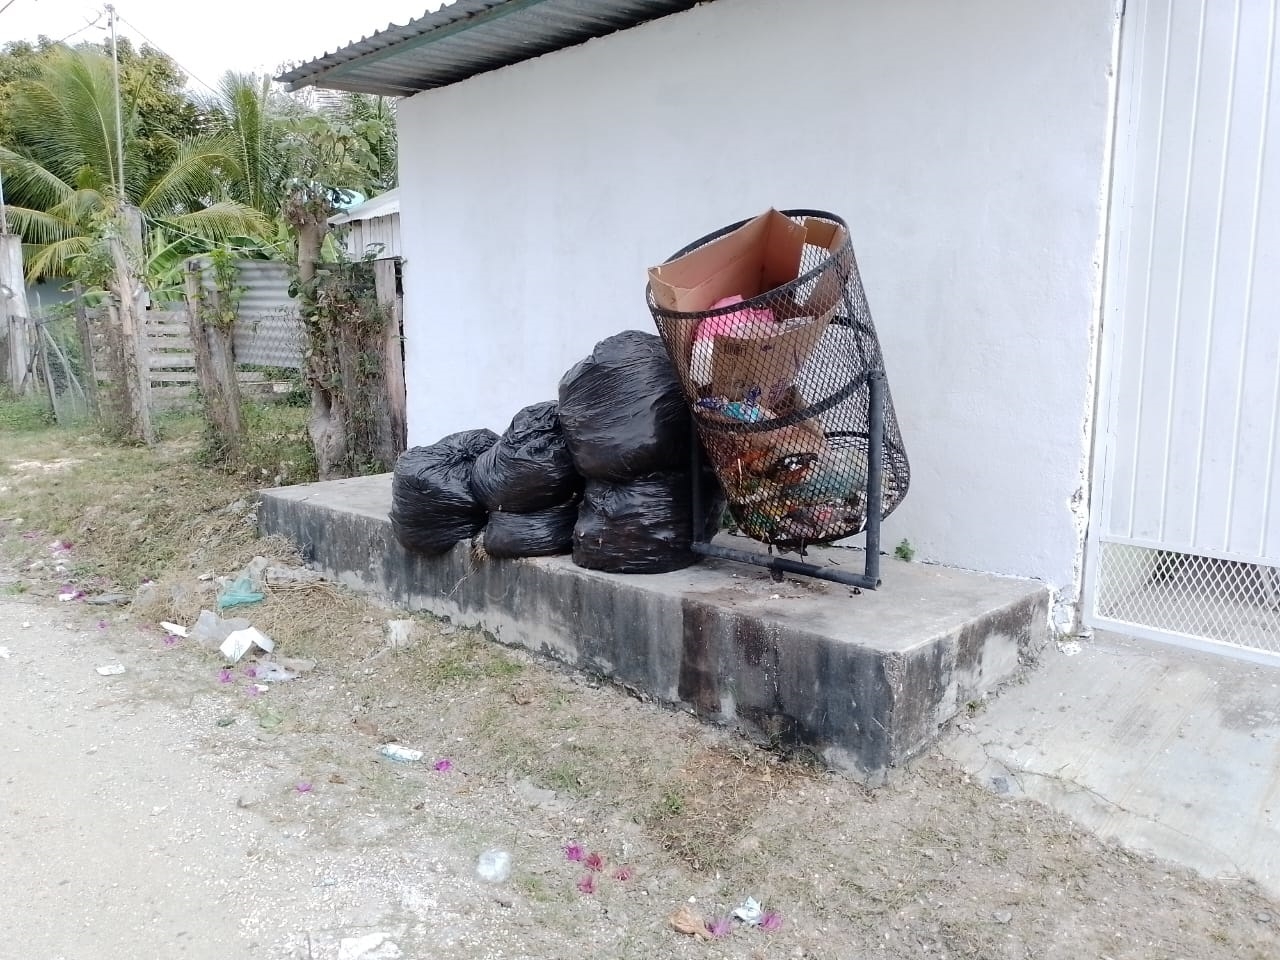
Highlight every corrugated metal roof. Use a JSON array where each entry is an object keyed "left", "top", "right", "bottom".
[
  {"left": 277, "top": 0, "right": 709, "bottom": 96},
  {"left": 329, "top": 188, "right": 401, "bottom": 225}
]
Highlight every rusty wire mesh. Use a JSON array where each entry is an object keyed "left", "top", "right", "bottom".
[{"left": 648, "top": 210, "right": 909, "bottom": 552}]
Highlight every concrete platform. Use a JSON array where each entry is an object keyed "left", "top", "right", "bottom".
[
  {"left": 259, "top": 474, "right": 1050, "bottom": 782},
  {"left": 943, "top": 631, "right": 1280, "bottom": 896}
]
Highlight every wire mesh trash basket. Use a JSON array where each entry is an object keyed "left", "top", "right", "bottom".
[{"left": 647, "top": 209, "right": 910, "bottom": 557}]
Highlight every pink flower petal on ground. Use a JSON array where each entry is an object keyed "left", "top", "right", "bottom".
[
  {"left": 705, "top": 917, "right": 732, "bottom": 939},
  {"left": 584, "top": 852, "right": 604, "bottom": 872},
  {"left": 759, "top": 912, "right": 784, "bottom": 933},
  {"left": 162, "top": 634, "right": 180, "bottom": 646},
  {"left": 564, "top": 843, "right": 584, "bottom": 862},
  {"left": 295, "top": 782, "right": 312, "bottom": 793},
  {"left": 245, "top": 685, "right": 262, "bottom": 698},
  {"left": 613, "top": 866, "right": 633, "bottom": 881},
  {"left": 97, "top": 620, "right": 108, "bottom": 630},
  {"left": 218, "top": 668, "right": 234, "bottom": 683},
  {"left": 243, "top": 666, "right": 258, "bottom": 678},
  {"left": 432, "top": 758, "right": 454, "bottom": 773},
  {"left": 576, "top": 873, "right": 596, "bottom": 895}
]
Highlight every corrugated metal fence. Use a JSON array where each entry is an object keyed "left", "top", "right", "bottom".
[{"left": 92, "top": 258, "right": 306, "bottom": 412}]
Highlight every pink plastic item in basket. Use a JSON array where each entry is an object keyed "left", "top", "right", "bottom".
[{"left": 690, "top": 295, "right": 776, "bottom": 387}]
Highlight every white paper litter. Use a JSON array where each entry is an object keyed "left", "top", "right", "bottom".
[
  {"left": 378, "top": 744, "right": 423, "bottom": 763},
  {"left": 160, "top": 621, "right": 189, "bottom": 638},
  {"left": 219, "top": 627, "right": 275, "bottom": 663},
  {"left": 732, "top": 897, "right": 764, "bottom": 925},
  {"left": 57, "top": 592, "right": 77, "bottom": 602},
  {"left": 255, "top": 661, "right": 299, "bottom": 682},
  {"left": 0, "top": 646, "right": 11, "bottom": 659},
  {"left": 96, "top": 663, "right": 126, "bottom": 676}
]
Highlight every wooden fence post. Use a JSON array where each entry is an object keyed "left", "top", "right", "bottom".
[
  {"left": 72, "top": 283, "right": 99, "bottom": 417},
  {"left": 184, "top": 259, "right": 243, "bottom": 457},
  {"left": 373, "top": 257, "right": 407, "bottom": 460}
]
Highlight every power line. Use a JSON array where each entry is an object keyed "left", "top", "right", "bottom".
[
  {"left": 113, "top": 9, "right": 221, "bottom": 96},
  {"left": 55, "top": 12, "right": 105, "bottom": 46}
]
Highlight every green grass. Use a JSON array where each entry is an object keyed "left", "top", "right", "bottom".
[{"left": 0, "top": 390, "right": 56, "bottom": 432}]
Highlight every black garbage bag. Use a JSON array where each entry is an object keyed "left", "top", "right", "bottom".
[
  {"left": 390, "top": 429, "right": 499, "bottom": 555},
  {"left": 470, "top": 402, "right": 581, "bottom": 513},
  {"left": 557, "top": 331, "right": 691, "bottom": 482},
  {"left": 572, "top": 472, "right": 702, "bottom": 574},
  {"left": 482, "top": 499, "right": 579, "bottom": 559}
]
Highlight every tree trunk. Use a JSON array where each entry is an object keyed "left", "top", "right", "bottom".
[
  {"left": 294, "top": 214, "right": 349, "bottom": 480},
  {"left": 107, "top": 207, "right": 154, "bottom": 444},
  {"left": 184, "top": 261, "right": 243, "bottom": 458}
]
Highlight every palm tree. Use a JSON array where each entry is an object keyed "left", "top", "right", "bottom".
[{"left": 0, "top": 46, "right": 267, "bottom": 281}]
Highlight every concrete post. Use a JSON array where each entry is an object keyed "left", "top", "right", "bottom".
[{"left": 1, "top": 234, "right": 32, "bottom": 393}]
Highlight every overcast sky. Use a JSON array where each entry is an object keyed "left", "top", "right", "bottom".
[{"left": 2, "top": 0, "right": 446, "bottom": 93}]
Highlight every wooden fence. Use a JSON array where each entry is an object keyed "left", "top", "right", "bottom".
[{"left": 92, "top": 307, "right": 298, "bottom": 412}]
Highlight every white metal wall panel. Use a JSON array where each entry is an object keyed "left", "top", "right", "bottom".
[{"left": 1088, "top": 0, "right": 1280, "bottom": 658}]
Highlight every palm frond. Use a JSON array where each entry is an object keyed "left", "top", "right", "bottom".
[
  {"left": 159, "top": 201, "right": 270, "bottom": 243},
  {"left": 24, "top": 234, "right": 95, "bottom": 283},
  {"left": 0, "top": 206, "right": 77, "bottom": 246},
  {"left": 138, "top": 138, "right": 236, "bottom": 215},
  {"left": 0, "top": 148, "right": 75, "bottom": 213}
]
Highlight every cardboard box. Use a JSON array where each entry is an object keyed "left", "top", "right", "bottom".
[{"left": 648, "top": 210, "right": 852, "bottom": 401}]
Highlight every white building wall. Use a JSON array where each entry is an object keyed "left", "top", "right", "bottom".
[{"left": 395, "top": 0, "right": 1119, "bottom": 595}]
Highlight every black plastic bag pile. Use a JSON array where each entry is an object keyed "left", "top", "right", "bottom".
[
  {"left": 559, "top": 330, "right": 716, "bottom": 574},
  {"left": 471, "top": 402, "right": 583, "bottom": 558},
  {"left": 390, "top": 429, "right": 498, "bottom": 555}
]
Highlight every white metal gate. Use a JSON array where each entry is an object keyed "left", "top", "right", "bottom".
[{"left": 1086, "top": 0, "right": 1280, "bottom": 661}]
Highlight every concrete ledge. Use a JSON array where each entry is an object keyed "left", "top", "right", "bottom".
[{"left": 260, "top": 474, "right": 1050, "bottom": 782}]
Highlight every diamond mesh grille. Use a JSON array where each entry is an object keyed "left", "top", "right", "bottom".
[{"left": 1095, "top": 542, "right": 1280, "bottom": 656}]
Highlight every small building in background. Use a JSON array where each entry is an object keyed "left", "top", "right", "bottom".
[{"left": 329, "top": 189, "right": 401, "bottom": 262}]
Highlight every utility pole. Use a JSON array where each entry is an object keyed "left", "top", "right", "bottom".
[
  {"left": 1, "top": 146, "right": 33, "bottom": 393},
  {"left": 106, "top": 4, "right": 126, "bottom": 199}
]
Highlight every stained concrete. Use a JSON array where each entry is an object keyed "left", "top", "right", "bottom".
[
  {"left": 943, "top": 631, "right": 1280, "bottom": 897},
  {"left": 259, "top": 473, "right": 1049, "bottom": 782}
]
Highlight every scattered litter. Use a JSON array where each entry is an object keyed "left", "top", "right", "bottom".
[
  {"left": 576, "top": 873, "right": 596, "bottom": 895},
  {"left": 385, "top": 619, "right": 417, "bottom": 650},
  {"left": 669, "top": 905, "right": 709, "bottom": 940},
  {"left": 0, "top": 646, "right": 10, "bottom": 659},
  {"left": 379, "top": 744, "right": 423, "bottom": 763},
  {"left": 1056, "top": 639, "right": 1083, "bottom": 657},
  {"left": 85, "top": 593, "right": 130, "bottom": 606},
  {"left": 732, "top": 897, "right": 764, "bottom": 925},
  {"left": 95, "top": 663, "right": 125, "bottom": 676},
  {"left": 160, "top": 621, "right": 188, "bottom": 638},
  {"left": 21, "top": 621, "right": 31, "bottom": 629},
  {"left": 705, "top": 917, "right": 732, "bottom": 939},
  {"left": 476, "top": 849, "right": 512, "bottom": 883},
  {"left": 565, "top": 843, "right": 584, "bottom": 862},
  {"left": 432, "top": 758, "right": 454, "bottom": 773},
  {"left": 992, "top": 910, "right": 1013, "bottom": 924},
  {"left": 1257, "top": 912, "right": 1274, "bottom": 924},
  {"left": 191, "top": 610, "right": 251, "bottom": 646},
  {"left": 219, "top": 627, "right": 275, "bottom": 663},
  {"left": 251, "top": 684, "right": 269, "bottom": 695},
  {"left": 336, "top": 932, "right": 402, "bottom": 960},
  {"left": 197, "top": 572, "right": 214, "bottom": 582},
  {"left": 255, "top": 661, "right": 300, "bottom": 683},
  {"left": 216, "top": 575, "right": 265, "bottom": 610},
  {"left": 57, "top": 589, "right": 82, "bottom": 602}
]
